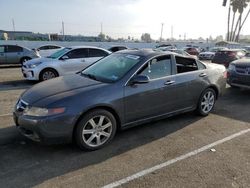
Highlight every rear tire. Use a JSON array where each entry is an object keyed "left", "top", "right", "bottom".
[
  {"left": 74, "top": 109, "right": 117, "bottom": 151},
  {"left": 20, "top": 57, "right": 31, "bottom": 65},
  {"left": 196, "top": 88, "right": 216, "bottom": 116}
]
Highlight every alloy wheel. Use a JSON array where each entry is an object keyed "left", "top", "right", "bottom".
[
  {"left": 82, "top": 115, "right": 113, "bottom": 147},
  {"left": 201, "top": 91, "right": 215, "bottom": 114}
]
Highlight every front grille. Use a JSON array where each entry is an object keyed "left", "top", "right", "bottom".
[
  {"left": 235, "top": 65, "right": 250, "bottom": 75},
  {"left": 16, "top": 99, "right": 29, "bottom": 113}
]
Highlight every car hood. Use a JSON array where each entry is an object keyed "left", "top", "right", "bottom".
[
  {"left": 23, "top": 57, "right": 55, "bottom": 66},
  {"left": 21, "top": 74, "right": 104, "bottom": 104}
]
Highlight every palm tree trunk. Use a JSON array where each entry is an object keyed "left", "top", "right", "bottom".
[
  {"left": 232, "top": 15, "right": 241, "bottom": 41},
  {"left": 227, "top": 5, "right": 231, "bottom": 41},
  {"left": 236, "top": 7, "right": 250, "bottom": 42},
  {"left": 230, "top": 12, "right": 236, "bottom": 41}
]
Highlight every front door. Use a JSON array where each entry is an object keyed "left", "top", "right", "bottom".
[
  {"left": 124, "top": 55, "right": 178, "bottom": 124},
  {"left": 60, "top": 48, "right": 89, "bottom": 74}
]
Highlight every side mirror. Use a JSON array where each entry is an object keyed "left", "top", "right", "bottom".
[
  {"left": 61, "top": 55, "right": 69, "bottom": 60},
  {"left": 129, "top": 75, "right": 150, "bottom": 85}
]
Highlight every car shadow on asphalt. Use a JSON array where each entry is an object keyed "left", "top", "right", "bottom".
[
  {"left": 212, "top": 87, "right": 250, "bottom": 123},
  {"left": 0, "top": 112, "right": 202, "bottom": 187},
  {"left": 0, "top": 80, "right": 36, "bottom": 91}
]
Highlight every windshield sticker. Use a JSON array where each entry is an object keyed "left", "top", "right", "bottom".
[{"left": 126, "top": 55, "right": 140, "bottom": 60}]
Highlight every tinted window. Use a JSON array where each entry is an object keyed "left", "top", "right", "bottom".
[
  {"left": 89, "top": 48, "right": 108, "bottom": 57},
  {"left": 0, "top": 46, "right": 4, "bottom": 53},
  {"left": 65, "top": 48, "right": 88, "bottom": 59},
  {"left": 139, "top": 55, "right": 172, "bottom": 80},
  {"left": 49, "top": 46, "right": 61, "bottom": 49},
  {"left": 175, "top": 56, "right": 198, "bottom": 73},
  {"left": 6, "top": 45, "right": 23, "bottom": 53},
  {"left": 38, "top": 46, "right": 50, "bottom": 50}
]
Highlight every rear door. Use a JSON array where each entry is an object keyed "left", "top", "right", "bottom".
[
  {"left": 59, "top": 48, "right": 89, "bottom": 74},
  {"left": 174, "top": 56, "right": 208, "bottom": 108},
  {"left": 5, "top": 45, "right": 23, "bottom": 64},
  {"left": 0, "top": 46, "right": 6, "bottom": 64}
]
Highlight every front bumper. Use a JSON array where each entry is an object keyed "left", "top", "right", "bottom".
[
  {"left": 13, "top": 111, "right": 75, "bottom": 144},
  {"left": 227, "top": 71, "right": 250, "bottom": 89},
  {"left": 21, "top": 66, "right": 40, "bottom": 81}
]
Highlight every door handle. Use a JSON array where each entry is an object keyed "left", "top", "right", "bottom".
[
  {"left": 164, "top": 80, "right": 175, "bottom": 85},
  {"left": 199, "top": 73, "right": 207, "bottom": 77}
]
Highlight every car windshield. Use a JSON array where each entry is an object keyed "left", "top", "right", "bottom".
[
  {"left": 47, "top": 47, "right": 71, "bottom": 59},
  {"left": 81, "top": 53, "right": 141, "bottom": 83}
]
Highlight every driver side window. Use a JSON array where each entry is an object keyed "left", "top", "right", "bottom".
[{"left": 138, "top": 55, "right": 172, "bottom": 80}]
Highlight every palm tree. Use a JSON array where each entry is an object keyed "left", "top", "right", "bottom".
[{"left": 223, "top": 0, "right": 250, "bottom": 42}]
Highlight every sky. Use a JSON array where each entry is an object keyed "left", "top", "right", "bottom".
[{"left": 0, "top": 0, "right": 250, "bottom": 40}]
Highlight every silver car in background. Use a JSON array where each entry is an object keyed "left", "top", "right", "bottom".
[
  {"left": 0, "top": 45, "right": 40, "bottom": 65},
  {"left": 22, "top": 46, "right": 111, "bottom": 81}
]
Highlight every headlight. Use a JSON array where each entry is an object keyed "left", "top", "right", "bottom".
[
  {"left": 27, "top": 62, "right": 42, "bottom": 68},
  {"left": 23, "top": 107, "right": 65, "bottom": 117},
  {"left": 228, "top": 64, "right": 236, "bottom": 71}
]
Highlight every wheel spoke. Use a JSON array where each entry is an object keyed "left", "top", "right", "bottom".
[
  {"left": 86, "top": 134, "right": 95, "bottom": 144},
  {"left": 101, "top": 122, "right": 112, "bottom": 130},
  {"left": 100, "top": 131, "right": 111, "bottom": 138},
  {"left": 82, "top": 129, "right": 95, "bottom": 135},
  {"left": 88, "top": 119, "right": 97, "bottom": 128},
  {"left": 98, "top": 116, "right": 105, "bottom": 126},
  {"left": 96, "top": 136, "right": 101, "bottom": 145}
]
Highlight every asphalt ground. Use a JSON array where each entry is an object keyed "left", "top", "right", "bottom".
[{"left": 0, "top": 66, "right": 249, "bottom": 188}]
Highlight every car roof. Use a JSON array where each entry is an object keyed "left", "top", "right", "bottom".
[
  {"left": 38, "top": 44, "right": 62, "bottom": 47},
  {"left": 116, "top": 49, "right": 189, "bottom": 59}
]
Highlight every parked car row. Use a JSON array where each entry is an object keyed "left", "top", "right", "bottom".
[{"left": 22, "top": 46, "right": 111, "bottom": 81}]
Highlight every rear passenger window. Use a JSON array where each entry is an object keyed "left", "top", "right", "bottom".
[
  {"left": 89, "top": 49, "right": 109, "bottom": 57},
  {"left": 175, "top": 56, "right": 198, "bottom": 73},
  {"left": 65, "top": 48, "right": 88, "bottom": 59},
  {"left": 6, "top": 45, "right": 23, "bottom": 53},
  {"left": 139, "top": 55, "right": 172, "bottom": 80}
]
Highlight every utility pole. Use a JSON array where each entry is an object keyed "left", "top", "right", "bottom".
[
  {"left": 184, "top": 33, "right": 186, "bottom": 41},
  {"left": 62, "top": 21, "right": 65, "bottom": 41},
  {"left": 12, "top": 18, "right": 16, "bottom": 40},
  {"left": 12, "top": 18, "right": 15, "bottom": 32},
  {"left": 101, "top": 22, "right": 103, "bottom": 34},
  {"left": 160, "top": 23, "right": 164, "bottom": 42}
]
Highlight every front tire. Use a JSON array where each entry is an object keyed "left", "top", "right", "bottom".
[
  {"left": 75, "top": 109, "right": 117, "bottom": 151},
  {"left": 39, "top": 68, "right": 58, "bottom": 81},
  {"left": 196, "top": 88, "right": 216, "bottom": 116}
]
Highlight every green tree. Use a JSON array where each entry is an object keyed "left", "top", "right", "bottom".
[{"left": 141, "top": 33, "right": 152, "bottom": 43}]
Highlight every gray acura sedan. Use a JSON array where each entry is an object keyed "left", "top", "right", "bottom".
[{"left": 13, "top": 49, "right": 226, "bottom": 150}]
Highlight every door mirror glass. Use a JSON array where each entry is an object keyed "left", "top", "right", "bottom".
[{"left": 130, "top": 75, "right": 149, "bottom": 85}]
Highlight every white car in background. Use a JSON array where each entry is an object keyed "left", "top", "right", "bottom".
[
  {"left": 36, "top": 45, "right": 63, "bottom": 57},
  {"left": 22, "top": 46, "right": 111, "bottom": 81}
]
